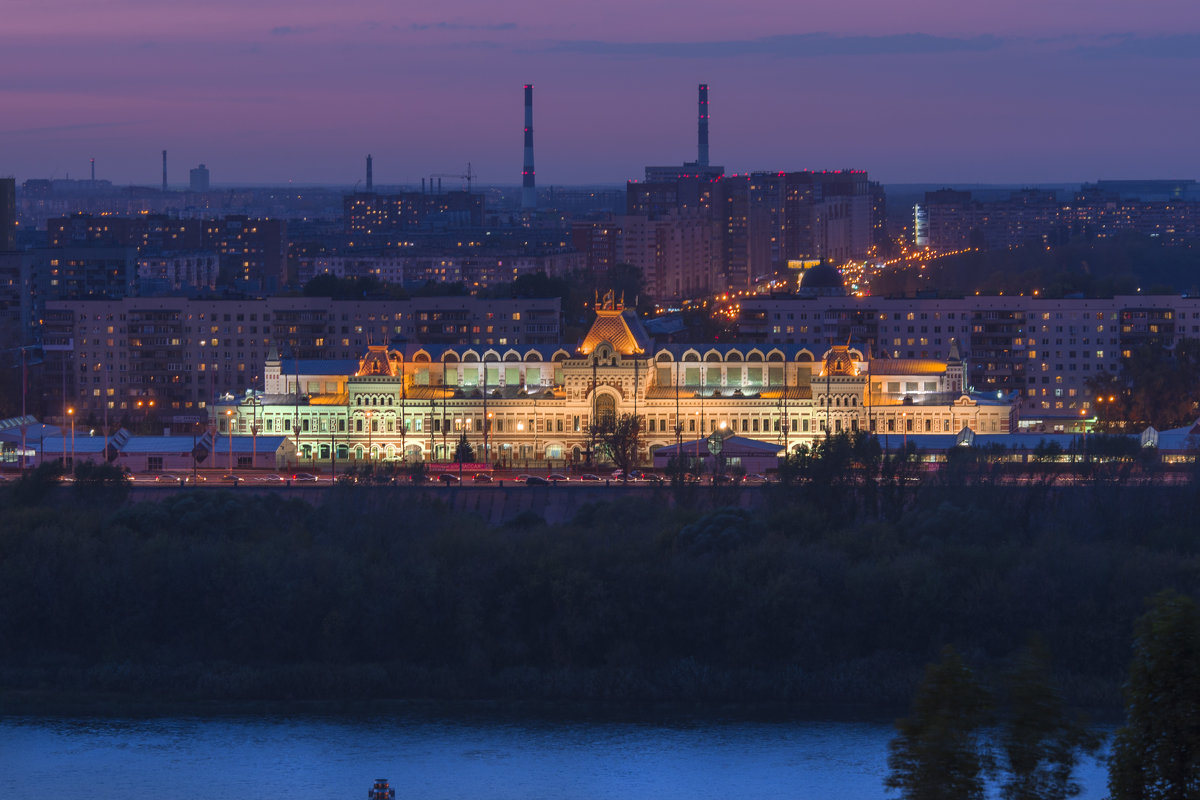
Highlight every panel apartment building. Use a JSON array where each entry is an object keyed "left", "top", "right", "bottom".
[
  {"left": 43, "top": 296, "right": 562, "bottom": 421},
  {"left": 739, "top": 293, "right": 1194, "bottom": 425}
]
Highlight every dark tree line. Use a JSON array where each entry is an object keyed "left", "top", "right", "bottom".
[
  {"left": 6, "top": 461, "right": 1200, "bottom": 710},
  {"left": 890, "top": 592, "right": 1200, "bottom": 800}
]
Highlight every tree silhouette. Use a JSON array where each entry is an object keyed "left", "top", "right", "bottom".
[
  {"left": 886, "top": 645, "right": 992, "bottom": 800},
  {"left": 589, "top": 413, "right": 644, "bottom": 480},
  {"left": 998, "top": 639, "right": 1100, "bottom": 800},
  {"left": 1109, "top": 590, "right": 1200, "bottom": 800}
]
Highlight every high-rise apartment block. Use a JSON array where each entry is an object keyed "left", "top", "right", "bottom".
[
  {"left": 919, "top": 186, "right": 1200, "bottom": 251},
  {"left": 0, "top": 177, "right": 15, "bottom": 253},
  {"left": 42, "top": 295, "right": 563, "bottom": 420},
  {"left": 189, "top": 164, "right": 210, "bottom": 193},
  {"left": 344, "top": 191, "right": 484, "bottom": 239},
  {"left": 738, "top": 292, "right": 1200, "bottom": 425},
  {"left": 624, "top": 169, "right": 876, "bottom": 299},
  {"left": 46, "top": 213, "right": 286, "bottom": 292}
]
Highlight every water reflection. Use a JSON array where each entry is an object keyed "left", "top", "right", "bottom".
[{"left": 0, "top": 715, "right": 1109, "bottom": 800}]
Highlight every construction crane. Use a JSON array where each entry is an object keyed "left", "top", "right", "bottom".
[{"left": 429, "top": 162, "right": 476, "bottom": 193}]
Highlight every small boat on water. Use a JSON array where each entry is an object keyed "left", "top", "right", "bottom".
[{"left": 368, "top": 778, "right": 396, "bottom": 800}]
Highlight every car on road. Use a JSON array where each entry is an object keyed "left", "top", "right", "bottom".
[
  {"left": 258, "top": 474, "right": 285, "bottom": 483},
  {"left": 525, "top": 475, "right": 549, "bottom": 486},
  {"left": 182, "top": 474, "right": 206, "bottom": 484},
  {"left": 611, "top": 469, "right": 626, "bottom": 480},
  {"left": 578, "top": 473, "right": 601, "bottom": 482},
  {"left": 547, "top": 473, "right": 569, "bottom": 482},
  {"left": 218, "top": 474, "right": 240, "bottom": 484},
  {"left": 516, "top": 474, "right": 533, "bottom": 482},
  {"left": 438, "top": 473, "right": 461, "bottom": 484},
  {"left": 291, "top": 472, "right": 318, "bottom": 482},
  {"left": 154, "top": 473, "right": 179, "bottom": 483},
  {"left": 744, "top": 473, "right": 768, "bottom": 483},
  {"left": 472, "top": 472, "right": 494, "bottom": 483}
]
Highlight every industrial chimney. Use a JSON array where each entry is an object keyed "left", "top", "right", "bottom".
[
  {"left": 162, "top": 150, "right": 168, "bottom": 192},
  {"left": 366, "top": 154, "right": 373, "bottom": 192},
  {"left": 522, "top": 84, "right": 536, "bottom": 210},
  {"left": 698, "top": 84, "right": 709, "bottom": 168}
]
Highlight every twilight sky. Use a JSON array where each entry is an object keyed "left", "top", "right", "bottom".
[{"left": 2, "top": 0, "right": 1198, "bottom": 187}]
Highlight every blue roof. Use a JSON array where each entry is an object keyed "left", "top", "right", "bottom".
[
  {"left": 0, "top": 422, "right": 61, "bottom": 443},
  {"left": 655, "top": 435, "right": 785, "bottom": 458},
  {"left": 121, "top": 436, "right": 204, "bottom": 454},
  {"left": 210, "top": 436, "right": 291, "bottom": 454},
  {"left": 36, "top": 434, "right": 111, "bottom": 454},
  {"left": 280, "top": 358, "right": 358, "bottom": 376}
]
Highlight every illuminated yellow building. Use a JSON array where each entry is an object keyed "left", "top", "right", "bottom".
[{"left": 213, "top": 293, "right": 1015, "bottom": 468}]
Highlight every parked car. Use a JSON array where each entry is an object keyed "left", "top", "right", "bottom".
[
  {"left": 472, "top": 472, "right": 494, "bottom": 483},
  {"left": 525, "top": 475, "right": 549, "bottom": 486},
  {"left": 438, "top": 473, "right": 461, "bottom": 484},
  {"left": 291, "top": 472, "right": 318, "bottom": 482}
]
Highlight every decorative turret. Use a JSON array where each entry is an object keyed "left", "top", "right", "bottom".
[
  {"left": 946, "top": 338, "right": 966, "bottom": 394},
  {"left": 577, "top": 290, "right": 651, "bottom": 356},
  {"left": 821, "top": 345, "right": 857, "bottom": 377},
  {"left": 357, "top": 345, "right": 399, "bottom": 377},
  {"left": 263, "top": 346, "right": 283, "bottom": 393}
]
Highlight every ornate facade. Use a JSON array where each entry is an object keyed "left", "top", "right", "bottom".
[{"left": 213, "top": 295, "right": 1016, "bottom": 468}]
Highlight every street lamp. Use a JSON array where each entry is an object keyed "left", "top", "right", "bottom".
[
  {"left": 225, "top": 409, "right": 234, "bottom": 475},
  {"left": 486, "top": 412, "right": 492, "bottom": 467},
  {"left": 366, "top": 409, "right": 374, "bottom": 464},
  {"left": 250, "top": 397, "right": 259, "bottom": 472},
  {"left": 67, "top": 407, "right": 75, "bottom": 471}
]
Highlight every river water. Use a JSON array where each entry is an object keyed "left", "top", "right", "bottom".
[{"left": 0, "top": 714, "right": 1110, "bottom": 799}]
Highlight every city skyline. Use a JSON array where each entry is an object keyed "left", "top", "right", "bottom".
[{"left": 2, "top": 0, "right": 1198, "bottom": 187}]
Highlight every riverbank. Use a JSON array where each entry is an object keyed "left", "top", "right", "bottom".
[{"left": 3, "top": 477, "right": 1196, "bottom": 718}]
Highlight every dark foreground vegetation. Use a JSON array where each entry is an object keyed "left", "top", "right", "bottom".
[{"left": 3, "top": 457, "right": 1200, "bottom": 716}]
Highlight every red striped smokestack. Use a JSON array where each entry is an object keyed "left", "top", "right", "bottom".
[
  {"left": 522, "top": 84, "right": 536, "bottom": 210},
  {"left": 698, "top": 84, "right": 709, "bottom": 168}
]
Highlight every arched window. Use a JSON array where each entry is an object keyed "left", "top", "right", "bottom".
[{"left": 596, "top": 393, "right": 616, "bottom": 425}]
